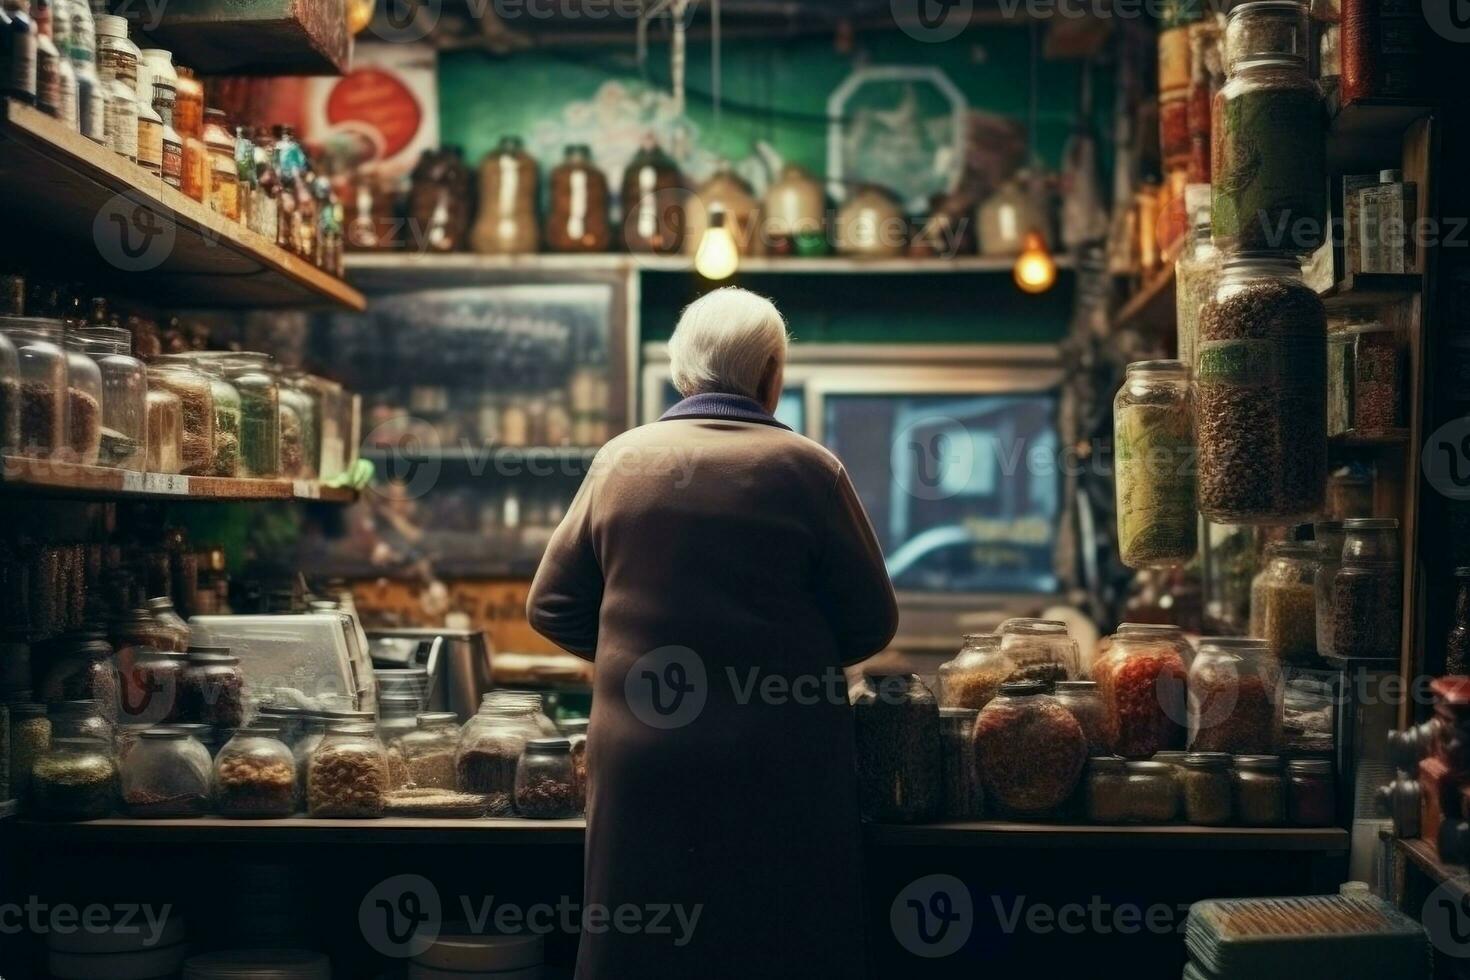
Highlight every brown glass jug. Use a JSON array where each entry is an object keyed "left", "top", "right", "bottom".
[
  {"left": 620, "top": 134, "right": 684, "bottom": 254},
  {"left": 472, "top": 136, "right": 540, "bottom": 255},
  {"left": 684, "top": 162, "right": 760, "bottom": 258},
  {"left": 547, "top": 144, "right": 610, "bottom": 253}
]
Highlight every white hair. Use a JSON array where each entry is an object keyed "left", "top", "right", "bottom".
[{"left": 667, "top": 287, "right": 789, "bottom": 400}]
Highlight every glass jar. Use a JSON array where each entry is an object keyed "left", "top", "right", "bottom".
[
  {"left": 1188, "top": 637, "right": 1283, "bottom": 754},
  {"left": 1286, "top": 757, "right": 1335, "bottom": 825},
  {"left": 1224, "top": 0, "right": 1310, "bottom": 70},
  {"left": 120, "top": 728, "right": 210, "bottom": 816},
  {"left": 308, "top": 723, "right": 388, "bottom": 818},
  {"left": 1094, "top": 625, "right": 1188, "bottom": 758},
  {"left": 146, "top": 596, "right": 190, "bottom": 650},
  {"left": 32, "top": 736, "right": 115, "bottom": 820},
  {"left": 256, "top": 703, "right": 309, "bottom": 751},
  {"left": 10, "top": 702, "right": 52, "bottom": 804},
  {"left": 95, "top": 14, "right": 139, "bottom": 161},
  {"left": 1249, "top": 541, "right": 1322, "bottom": 663},
  {"left": 562, "top": 717, "right": 589, "bottom": 810},
  {"left": 619, "top": 134, "right": 683, "bottom": 254},
  {"left": 175, "top": 66, "right": 205, "bottom": 202},
  {"left": 1053, "top": 680, "right": 1109, "bottom": 756},
  {"left": 1196, "top": 254, "right": 1326, "bottom": 523},
  {"left": 0, "top": 316, "right": 67, "bottom": 458},
  {"left": 1448, "top": 568, "right": 1470, "bottom": 675},
  {"left": 472, "top": 135, "right": 540, "bottom": 255},
  {"left": 166, "top": 354, "right": 241, "bottom": 477},
  {"left": 972, "top": 679, "right": 1087, "bottom": 817},
  {"left": 997, "top": 620, "right": 1080, "bottom": 687},
  {"left": 58, "top": 330, "right": 102, "bottom": 465},
  {"left": 457, "top": 693, "right": 543, "bottom": 795},
  {"left": 119, "top": 648, "right": 186, "bottom": 724},
  {"left": 1114, "top": 359, "right": 1197, "bottom": 568},
  {"left": 1328, "top": 322, "right": 1405, "bottom": 435},
  {"left": 1086, "top": 757, "right": 1129, "bottom": 822},
  {"left": 1332, "top": 558, "right": 1402, "bottom": 660},
  {"left": 111, "top": 607, "right": 178, "bottom": 659},
  {"left": 181, "top": 647, "right": 245, "bottom": 727},
  {"left": 49, "top": 699, "right": 113, "bottom": 741},
  {"left": 1313, "top": 521, "right": 1348, "bottom": 658},
  {"left": 203, "top": 108, "right": 239, "bottom": 221},
  {"left": 38, "top": 631, "right": 118, "bottom": 719},
  {"left": 378, "top": 693, "right": 421, "bottom": 788},
  {"left": 277, "top": 371, "right": 318, "bottom": 479},
  {"left": 978, "top": 173, "right": 1048, "bottom": 257},
  {"left": 0, "top": 328, "right": 18, "bottom": 455},
  {"left": 938, "top": 706, "right": 984, "bottom": 819},
  {"left": 1233, "top": 753, "right": 1285, "bottom": 825},
  {"left": 1181, "top": 751, "right": 1233, "bottom": 824},
  {"left": 74, "top": 326, "right": 145, "bottom": 470},
  {"left": 546, "top": 144, "right": 610, "bottom": 253},
  {"left": 397, "top": 712, "right": 459, "bottom": 791},
  {"left": 685, "top": 161, "right": 759, "bottom": 260},
  {"left": 1341, "top": 516, "right": 1399, "bottom": 563},
  {"left": 514, "top": 736, "right": 579, "bottom": 818},
  {"left": 1175, "top": 216, "right": 1220, "bottom": 371},
  {"left": 147, "top": 362, "right": 215, "bottom": 476},
  {"left": 853, "top": 674, "right": 940, "bottom": 823},
  {"left": 936, "top": 633, "right": 1012, "bottom": 710},
  {"left": 213, "top": 727, "right": 296, "bottom": 817},
  {"left": 1211, "top": 57, "right": 1325, "bottom": 254},
  {"left": 145, "top": 388, "right": 182, "bottom": 474},
  {"left": 1125, "top": 760, "right": 1181, "bottom": 822},
  {"left": 835, "top": 185, "right": 906, "bottom": 258},
  {"left": 215, "top": 354, "right": 279, "bottom": 477}
]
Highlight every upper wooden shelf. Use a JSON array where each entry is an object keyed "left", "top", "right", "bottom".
[
  {"left": 0, "top": 456, "right": 358, "bottom": 504},
  {"left": 1113, "top": 265, "right": 1176, "bottom": 336},
  {"left": 1327, "top": 97, "right": 1434, "bottom": 173},
  {"left": 0, "top": 100, "right": 365, "bottom": 312},
  {"left": 130, "top": 0, "right": 351, "bottom": 76},
  {"left": 1318, "top": 271, "right": 1423, "bottom": 311}
]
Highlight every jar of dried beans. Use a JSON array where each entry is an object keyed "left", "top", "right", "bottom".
[
  {"left": 213, "top": 727, "right": 296, "bottom": 817},
  {"left": 181, "top": 647, "right": 245, "bottom": 727},
  {"left": 1181, "top": 751, "right": 1233, "bottom": 824},
  {"left": 515, "top": 736, "right": 579, "bottom": 819},
  {"left": 61, "top": 330, "right": 103, "bottom": 466},
  {"left": 457, "top": 692, "right": 542, "bottom": 796},
  {"left": 398, "top": 712, "right": 460, "bottom": 791},
  {"left": 1328, "top": 321, "right": 1405, "bottom": 436},
  {"left": 998, "top": 620, "right": 1080, "bottom": 687},
  {"left": 308, "top": 723, "right": 388, "bottom": 818},
  {"left": 1094, "top": 625, "right": 1189, "bottom": 758},
  {"left": 853, "top": 674, "right": 940, "bottom": 823},
  {"left": 938, "top": 706, "right": 984, "bottom": 820},
  {"left": 1053, "top": 680, "right": 1109, "bottom": 756},
  {"left": 1195, "top": 253, "right": 1326, "bottom": 523},
  {"left": 1249, "top": 541, "right": 1322, "bottom": 663},
  {"left": 1223, "top": 0, "right": 1310, "bottom": 70},
  {"left": 1286, "top": 757, "right": 1335, "bottom": 825},
  {"left": 1114, "top": 359, "right": 1197, "bottom": 568},
  {"left": 75, "top": 326, "right": 145, "bottom": 470},
  {"left": 120, "top": 728, "right": 211, "bottom": 816},
  {"left": 936, "top": 633, "right": 1012, "bottom": 711},
  {"left": 1232, "top": 753, "right": 1285, "bottom": 825},
  {"left": 147, "top": 363, "right": 215, "bottom": 476},
  {"left": 1188, "top": 637, "right": 1282, "bottom": 754},
  {"left": 972, "top": 679, "right": 1087, "bottom": 818},
  {"left": 0, "top": 316, "right": 67, "bottom": 459}
]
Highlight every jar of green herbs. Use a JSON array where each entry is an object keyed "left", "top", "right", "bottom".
[{"left": 1114, "top": 360, "right": 1197, "bottom": 568}]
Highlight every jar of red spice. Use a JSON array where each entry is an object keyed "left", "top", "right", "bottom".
[
  {"left": 1093, "top": 625, "right": 1188, "bottom": 758},
  {"left": 1159, "top": 90, "right": 1191, "bottom": 166},
  {"left": 1187, "top": 637, "right": 1283, "bottom": 754},
  {"left": 1286, "top": 758, "right": 1335, "bottom": 825},
  {"left": 972, "top": 679, "right": 1087, "bottom": 818}
]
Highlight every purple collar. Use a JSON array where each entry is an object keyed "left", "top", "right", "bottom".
[{"left": 658, "top": 392, "right": 791, "bottom": 430}]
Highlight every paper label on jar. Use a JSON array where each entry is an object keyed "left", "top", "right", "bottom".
[
  {"left": 106, "top": 98, "right": 137, "bottom": 160},
  {"left": 137, "top": 116, "right": 163, "bottom": 173},
  {"left": 161, "top": 135, "right": 183, "bottom": 187},
  {"left": 1195, "top": 338, "right": 1281, "bottom": 387},
  {"left": 99, "top": 46, "right": 136, "bottom": 87},
  {"left": 568, "top": 170, "right": 587, "bottom": 239}
]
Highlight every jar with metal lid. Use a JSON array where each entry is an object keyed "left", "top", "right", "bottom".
[
  {"left": 1196, "top": 254, "right": 1326, "bottom": 522},
  {"left": 997, "top": 620, "right": 1079, "bottom": 687},
  {"left": 255, "top": 702, "right": 309, "bottom": 750},
  {"left": 938, "top": 706, "right": 984, "bottom": 819},
  {"left": 936, "top": 633, "right": 1012, "bottom": 710},
  {"left": 308, "top": 723, "right": 388, "bottom": 818},
  {"left": 203, "top": 108, "right": 239, "bottom": 221},
  {"left": 49, "top": 698, "right": 113, "bottom": 741},
  {"left": 1224, "top": 0, "right": 1310, "bottom": 70},
  {"left": 59, "top": 328, "right": 101, "bottom": 465},
  {"left": 853, "top": 674, "right": 941, "bottom": 823},
  {"left": 514, "top": 736, "right": 579, "bottom": 818},
  {"left": 145, "top": 387, "right": 181, "bottom": 474},
  {"left": 973, "top": 679, "right": 1087, "bottom": 817},
  {"left": 94, "top": 14, "right": 138, "bottom": 162},
  {"left": 74, "top": 326, "right": 145, "bottom": 470},
  {"left": 1286, "top": 757, "right": 1335, "bottom": 825},
  {"left": 1188, "top": 637, "right": 1283, "bottom": 753},
  {"left": 1114, "top": 359, "right": 1197, "bottom": 568},
  {"left": 458, "top": 692, "right": 543, "bottom": 796},
  {"left": 213, "top": 727, "right": 296, "bottom": 817},
  {"left": 1053, "top": 680, "right": 1108, "bottom": 756},
  {"left": 396, "top": 712, "right": 459, "bottom": 791},
  {"left": 181, "top": 647, "right": 245, "bottom": 727},
  {"left": 1094, "top": 624, "right": 1188, "bottom": 758},
  {"left": 1175, "top": 213, "right": 1219, "bottom": 371},
  {"left": 1233, "top": 753, "right": 1285, "bottom": 825},
  {"left": 1249, "top": 541, "right": 1322, "bottom": 663},
  {"left": 120, "top": 727, "right": 209, "bottom": 816},
  {"left": 119, "top": 648, "right": 186, "bottom": 724},
  {"left": 1086, "top": 757, "right": 1129, "bottom": 822},
  {"left": 140, "top": 49, "right": 179, "bottom": 187},
  {"left": 0, "top": 316, "right": 67, "bottom": 458},
  {"left": 32, "top": 736, "right": 115, "bottom": 820},
  {"left": 174, "top": 66, "right": 205, "bottom": 201},
  {"left": 378, "top": 693, "right": 420, "bottom": 788},
  {"left": 547, "top": 144, "right": 610, "bottom": 252},
  {"left": 38, "top": 630, "right": 118, "bottom": 718},
  {"left": 471, "top": 135, "right": 539, "bottom": 255},
  {"left": 164, "top": 353, "right": 241, "bottom": 477},
  {"left": 1181, "top": 752, "right": 1233, "bottom": 824},
  {"left": 1313, "top": 521, "right": 1348, "bottom": 658},
  {"left": 147, "top": 361, "right": 215, "bottom": 476},
  {"left": 1125, "top": 760, "right": 1180, "bottom": 822},
  {"left": 1329, "top": 321, "right": 1405, "bottom": 436},
  {"left": 0, "top": 328, "right": 18, "bottom": 454},
  {"left": 214, "top": 354, "right": 278, "bottom": 477}
]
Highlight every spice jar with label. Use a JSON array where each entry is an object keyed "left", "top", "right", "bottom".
[
  {"left": 1249, "top": 541, "right": 1322, "bottom": 663},
  {"left": 471, "top": 135, "right": 539, "bottom": 255},
  {"left": 936, "top": 633, "right": 1012, "bottom": 711},
  {"left": 853, "top": 674, "right": 941, "bottom": 822},
  {"left": 1053, "top": 680, "right": 1109, "bottom": 756},
  {"left": 1188, "top": 637, "right": 1283, "bottom": 753},
  {"left": 1195, "top": 253, "right": 1326, "bottom": 523},
  {"left": 546, "top": 145, "right": 610, "bottom": 253},
  {"left": 1114, "top": 359, "right": 1197, "bottom": 568},
  {"left": 213, "top": 727, "right": 296, "bottom": 817},
  {"left": 203, "top": 108, "right": 239, "bottom": 221},
  {"left": 95, "top": 15, "right": 137, "bottom": 162},
  {"left": 140, "top": 49, "right": 179, "bottom": 187},
  {"left": 0, "top": 316, "right": 67, "bottom": 459},
  {"left": 174, "top": 65, "right": 205, "bottom": 201},
  {"left": 620, "top": 134, "right": 685, "bottom": 254},
  {"left": 1181, "top": 752, "right": 1233, "bottom": 824},
  {"left": 75, "top": 326, "right": 145, "bottom": 470},
  {"left": 1286, "top": 757, "right": 1335, "bottom": 825},
  {"left": 514, "top": 736, "right": 579, "bottom": 819},
  {"left": 1233, "top": 753, "right": 1285, "bottom": 825},
  {"left": 32, "top": 736, "right": 115, "bottom": 820},
  {"left": 998, "top": 620, "right": 1080, "bottom": 687},
  {"left": 1086, "top": 757, "right": 1129, "bottom": 823},
  {"left": 938, "top": 706, "right": 984, "bottom": 819},
  {"left": 972, "top": 679, "right": 1087, "bottom": 818},
  {"left": 308, "top": 723, "right": 388, "bottom": 818},
  {"left": 1094, "top": 624, "right": 1188, "bottom": 758},
  {"left": 120, "top": 728, "right": 210, "bottom": 816}
]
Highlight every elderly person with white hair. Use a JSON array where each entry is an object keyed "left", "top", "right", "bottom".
[{"left": 529, "top": 286, "right": 897, "bottom": 980}]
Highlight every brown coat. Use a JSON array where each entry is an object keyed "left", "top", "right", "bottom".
[{"left": 528, "top": 402, "right": 898, "bottom": 980}]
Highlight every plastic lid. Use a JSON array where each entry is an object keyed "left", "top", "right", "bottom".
[
  {"left": 410, "top": 933, "right": 544, "bottom": 973},
  {"left": 182, "top": 949, "right": 331, "bottom": 980},
  {"left": 939, "top": 706, "right": 979, "bottom": 719},
  {"left": 95, "top": 14, "right": 129, "bottom": 36}
]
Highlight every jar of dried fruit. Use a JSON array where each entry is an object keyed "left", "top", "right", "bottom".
[
  {"left": 213, "top": 727, "right": 296, "bottom": 817},
  {"left": 1094, "top": 625, "right": 1188, "bottom": 758},
  {"left": 997, "top": 620, "right": 1080, "bottom": 687},
  {"left": 1187, "top": 637, "right": 1283, "bottom": 754},
  {"left": 308, "top": 723, "right": 389, "bottom": 818},
  {"left": 515, "top": 736, "right": 580, "bottom": 819},
  {"left": 1114, "top": 359, "right": 1197, "bottom": 568},
  {"left": 936, "top": 634, "right": 1012, "bottom": 711},
  {"left": 120, "top": 728, "right": 211, "bottom": 817},
  {"left": 972, "top": 679, "right": 1087, "bottom": 818},
  {"left": 853, "top": 674, "right": 941, "bottom": 823},
  {"left": 1249, "top": 541, "right": 1322, "bottom": 663}
]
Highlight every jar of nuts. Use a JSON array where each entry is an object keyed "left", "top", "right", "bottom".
[
  {"left": 514, "top": 737, "right": 580, "bottom": 819},
  {"left": 213, "top": 727, "right": 297, "bottom": 818},
  {"left": 308, "top": 723, "right": 389, "bottom": 818}
]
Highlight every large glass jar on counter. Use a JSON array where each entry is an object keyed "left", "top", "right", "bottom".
[
  {"left": 308, "top": 723, "right": 388, "bottom": 818},
  {"left": 936, "top": 633, "right": 1011, "bottom": 710},
  {"left": 147, "top": 362, "right": 215, "bottom": 476},
  {"left": 546, "top": 144, "right": 610, "bottom": 253},
  {"left": 0, "top": 328, "right": 19, "bottom": 455},
  {"left": 472, "top": 135, "right": 540, "bottom": 255},
  {"left": 1180, "top": 751, "right": 1233, "bottom": 824},
  {"left": 1175, "top": 214, "right": 1220, "bottom": 371},
  {"left": 1093, "top": 625, "right": 1188, "bottom": 758},
  {"left": 620, "top": 134, "right": 684, "bottom": 254},
  {"left": 1195, "top": 253, "right": 1326, "bottom": 523},
  {"left": 119, "top": 648, "right": 187, "bottom": 725},
  {"left": 515, "top": 736, "right": 580, "bottom": 819},
  {"left": 120, "top": 728, "right": 211, "bottom": 816},
  {"left": 972, "top": 679, "right": 1086, "bottom": 818},
  {"left": 1313, "top": 521, "right": 1348, "bottom": 658},
  {"left": 216, "top": 353, "right": 279, "bottom": 478},
  {"left": 853, "top": 674, "right": 940, "bottom": 823},
  {"left": 997, "top": 620, "right": 1079, "bottom": 686},
  {"left": 1249, "top": 541, "right": 1322, "bottom": 663},
  {"left": 397, "top": 712, "right": 459, "bottom": 791},
  {"left": 0, "top": 316, "right": 67, "bottom": 458},
  {"left": 1114, "top": 359, "right": 1197, "bottom": 568},
  {"left": 938, "top": 706, "right": 984, "bottom": 819},
  {"left": 145, "top": 388, "right": 182, "bottom": 474},
  {"left": 38, "top": 631, "right": 118, "bottom": 720},
  {"left": 180, "top": 647, "right": 245, "bottom": 727},
  {"left": 1187, "top": 637, "right": 1283, "bottom": 753},
  {"left": 213, "top": 727, "right": 296, "bottom": 817},
  {"left": 75, "top": 326, "right": 146, "bottom": 470},
  {"left": 1053, "top": 680, "right": 1108, "bottom": 756},
  {"left": 61, "top": 330, "right": 103, "bottom": 466},
  {"left": 50, "top": 699, "right": 114, "bottom": 741},
  {"left": 32, "top": 736, "right": 116, "bottom": 820},
  {"left": 457, "top": 692, "right": 542, "bottom": 796},
  {"left": 166, "top": 353, "right": 241, "bottom": 477}
]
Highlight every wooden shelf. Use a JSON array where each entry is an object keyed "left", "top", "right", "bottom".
[
  {"left": 864, "top": 822, "right": 1350, "bottom": 851},
  {"left": 1330, "top": 428, "right": 1412, "bottom": 448},
  {"left": 1397, "top": 836, "right": 1470, "bottom": 901},
  {"left": 1327, "top": 97, "right": 1435, "bottom": 172},
  {"left": 1112, "top": 266, "right": 1176, "bottom": 336},
  {"left": 0, "top": 100, "right": 365, "bottom": 312},
  {"left": 0, "top": 456, "right": 358, "bottom": 503},
  {"left": 130, "top": 0, "right": 351, "bottom": 76},
  {"left": 1318, "top": 272, "right": 1423, "bottom": 311}
]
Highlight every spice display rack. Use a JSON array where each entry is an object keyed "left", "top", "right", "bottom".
[
  {"left": 0, "top": 100, "right": 366, "bottom": 313},
  {"left": 0, "top": 456, "right": 358, "bottom": 504}
]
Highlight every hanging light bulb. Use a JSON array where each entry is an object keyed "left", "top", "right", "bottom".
[
  {"left": 695, "top": 206, "right": 740, "bottom": 280},
  {"left": 1013, "top": 230, "right": 1056, "bottom": 294},
  {"left": 347, "top": 0, "right": 375, "bottom": 35}
]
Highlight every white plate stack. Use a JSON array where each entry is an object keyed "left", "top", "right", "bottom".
[
  {"left": 46, "top": 910, "right": 188, "bottom": 979},
  {"left": 407, "top": 934, "right": 545, "bottom": 980}
]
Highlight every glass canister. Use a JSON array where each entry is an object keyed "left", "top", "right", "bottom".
[
  {"left": 49, "top": 699, "right": 113, "bottom": 741},
  {"left": 397, "top": 712, "right": 459, "bottom": 790},
  {"left": 203, "top": 108, "right": 239, "bottom": 221},
  {"left": 471, "top": 135, "right": 539, "bottom": 255},
  {"left": 457, "top": 693, "right": 542, "bottom": 795},
  {"left": 38, "top": 631, "right": 118, "bottom": 719},
  {"left": 378, "top": 693, "right": 420, "bottom": 787},
  {"left": 1286, "top": 757, "right": 1335, "bottom": 825},
  {"left": 546, "top": 144, "right": 610, "bottom": 253},
  {"left": 0, "top": 328, "right": 18, "bottom": 455},
  {"left": 166, "top": 353, "right": 241, "bottom": 478},
  {"left": 1125, "top": 760, "right": 1181, "bottom": 822},
  {"left": 1233, "top": 753, "right": 1285, "bottom": 825},
  {"left": 936, "top": 633, "right": 1012, "bottom": 710},
  {"left": 0, "top": 316, "right": 67, "bottom": 459},
  {"left": 146, "top": 596, "right": 190, "bottom": 651},
  {"left": 997, "top": 619, "right": 1080, "bottom": 686},
  {"left": 1188, "top": 637, "right": 1283, "bottom": 754},
  {"left": 10, "top": 702, "right": 51, "bottom": 805},
  {"left": 514, "top": 736, "right": 579, "bottom": 818},
  {"left": 1181, "top": 751, "right": 1233, "bottom": 824},
  {"left": 174, "top": 65, "right": 205, "bottom": 202},
  {"left": 762, "top": 164, "right": 826, "bottom": 256},
  {"left": 75, "top": 326, "right": 145, "bottom": 470},
  {"left": 1332, "top": 558, "right": 1402, "bottom": 660},
  {"left": 213, "top": 726, "right": 296, "bottom": 817},
  {"left": 60, "top": 330, "right": 102, "bottom": 465},
  {"left": 217, "top": 354, "right": 279, "bottom": 478},
  {"left": 119, "top": 648, "right": 186, "bottom": 724},
  {"left": 32, "top": 736, "right": 116, "bottom": 820},
  {"left": 1086, "top": 757, "right": 1129, "bottom": 822},
  {"left": 277, "top": 371, "right": 319, "bottom": 479},
  {"left": 1223, "top": 0, "right": 1310, "bottom": 69},
  {"left": 95, "top": 14, "right": 138, "bottom": 162},
  {"left": 619, "top": 134, "right": 684, "bottom": 254},
  {"left": 308, "top": 722, "right": 388, "bottom": 818},
  {"left": 1175, "top": 214, "right": 1220, "bottom": 372},
  {"left": 147, "top": 362, "right": 215, "bottom": 476},
  {"left": 1195, "top": 253, "right": 1326, "bottom": 523},
  {"left": 835, "top": 185, "right": 906, "bottom": 258},
  {"left": 120, "top": 727, "right": 210, "bottom": 816},
  {"left": 180, "top": 647, "right": 245, "bottom": 727},
  {"left": 1093, "top": 625, "right": 1188, "bottom": 758},
  {"left": 972, "top": 679, "right": 1087, "bottom": 817},
  {"left": 1313, "top": 521, "right": 1348, "bottom": 658},
  {"left": 1211, "top": 56, "right": 1325, "bottom": 254},
  {"left": 1328, "top": 322, "right": 1406, "bottom": 435},
  {"left": 852, "top": 674, "right": 941, "bottom": 823},
  {"left": 938, "top": 706, "right": 983, "bottom": 819},
  {"left": 1249, "top": 541, "right": 1322, "bottom": 663},
  {"left": 1114, "top": 359, "right": 1197, "bottom": 568},
  {"left": 1341, "top": 515, "right": 1399, "bottom": 563},
  {"left": 1053, "top": 680, "right": 1109, "bottom": 756},
  {"left": 145, "top": 387, "right": 182, "bottom": 474},
  {"left": 978, "top": 172, "right": 1050, "bottom": 257}
]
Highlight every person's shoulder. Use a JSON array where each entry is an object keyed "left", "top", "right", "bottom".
[{"left": 594, "top": 421, "right": 843, "bottom": 475}]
